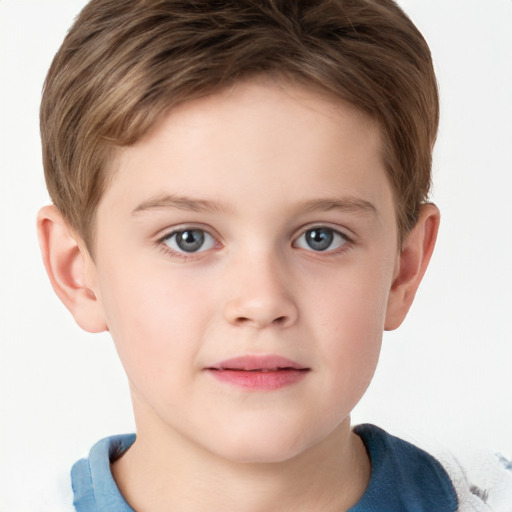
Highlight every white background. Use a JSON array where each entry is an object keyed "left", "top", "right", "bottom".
[{"left": 1, "top": 0, "right": 511, "bottom": 508}]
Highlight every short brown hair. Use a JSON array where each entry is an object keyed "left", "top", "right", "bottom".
[{"left": 41, "top": 0, "right": 439, "bottom": 249}]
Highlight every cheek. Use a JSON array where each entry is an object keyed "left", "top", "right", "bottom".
[
  {"left": 97, "top": 262, "right": 215, "bottom": 391},
  {"left": 306, "top": 261, "right": 392, "bottom": 388},
  {"left": 308, "top": 258, "right": 392, "bottom": 337}
]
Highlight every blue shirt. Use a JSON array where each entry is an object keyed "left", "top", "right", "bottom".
[{"left": 71, "top": 424, "right": 458, "bottom": 511}]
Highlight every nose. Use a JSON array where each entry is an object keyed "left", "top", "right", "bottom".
[{"left": 222, "top": 253, "right": 299, "bottom": 329}]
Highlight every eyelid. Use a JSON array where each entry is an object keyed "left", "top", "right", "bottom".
[
  {"left": 155, "top": 223, "right": 220, "bottom": 242},
  {"left": 292, "top": 222, "right": 354, "bottom": 242}
]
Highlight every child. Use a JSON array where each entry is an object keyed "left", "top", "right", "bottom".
[{"left": 36, "top": 0, "right": 511, "bottom": 510}]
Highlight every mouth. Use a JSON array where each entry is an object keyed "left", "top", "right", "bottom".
[{"left": 205, "top": 355, "right": 310, "bottom": 390}]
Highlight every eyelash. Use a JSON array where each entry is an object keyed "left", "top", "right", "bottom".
[{"left": 156, "top": 224, "right": 353, "bottom": 261}]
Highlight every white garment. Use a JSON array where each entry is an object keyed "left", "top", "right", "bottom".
[{"left": 441, "top": 451, "right": 512, "bottom": 512}]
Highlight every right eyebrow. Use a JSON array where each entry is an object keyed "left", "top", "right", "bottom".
[{"left": 131, "top": 194, "right": 229, "bottom": 215}]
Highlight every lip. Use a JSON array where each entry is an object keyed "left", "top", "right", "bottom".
[{"left": 205, "top": 355, "right": 310, "bottom": 391}]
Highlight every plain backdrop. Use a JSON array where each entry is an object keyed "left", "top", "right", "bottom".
[{"left": 1, "top": 0, "right": 511, "bottom": 509}]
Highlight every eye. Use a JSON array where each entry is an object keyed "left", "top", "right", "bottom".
[
  {"left": 163, "top": 228, "right": 216, "bottom": 254},
  {"left": 294, "top": 227, "right": 349, "bottom": 252}
]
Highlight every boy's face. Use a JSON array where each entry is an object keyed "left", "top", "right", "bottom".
[{"left": 87, "top": 79, "right": 400, "bottom": 462}]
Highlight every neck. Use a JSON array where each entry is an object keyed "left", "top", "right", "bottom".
[{"left": 112, "top": 416, "right": 371, "bottom": 512}]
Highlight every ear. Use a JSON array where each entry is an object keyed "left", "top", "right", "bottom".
[
  {"left": 37, "top": 205, "right": 108, "bottom": 333},
  {"left": 384, "top": 203, "right": 440, "bottom": 331}
]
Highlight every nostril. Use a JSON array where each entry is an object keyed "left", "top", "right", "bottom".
[{"left": 234, "top": 315, "right": 288, "bottom": 328}]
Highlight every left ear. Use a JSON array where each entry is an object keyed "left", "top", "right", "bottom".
[{"left": 385, "top": 203, "right": 440, "bottom": 331}]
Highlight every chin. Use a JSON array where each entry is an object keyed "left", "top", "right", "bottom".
[{"left": 208, "top": 426, "right": 320, "bottom": 465}]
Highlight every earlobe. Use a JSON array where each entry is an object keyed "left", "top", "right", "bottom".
[
  {"left": 36, "top": 205, "right": 108, "bottom": 333},
  {"left": 384, "top": 203, "right": 440, "bottom": 331}
]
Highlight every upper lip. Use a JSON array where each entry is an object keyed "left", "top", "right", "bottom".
[{"left": 207, "top": 355, "right": 309, "bottom": 371}]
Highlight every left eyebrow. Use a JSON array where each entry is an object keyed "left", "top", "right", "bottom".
[
  {"left": 296, "top": 197, "right": 378, "bottom": 217},
  {"left": 131, "top": 194, "right": 230, "bottom": 215}
]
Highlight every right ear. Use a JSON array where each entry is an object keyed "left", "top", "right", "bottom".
[{"left": 36, "top": 205, "right": 107, "bottom": 333}]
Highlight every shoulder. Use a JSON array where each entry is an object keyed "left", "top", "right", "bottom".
[
  {"left": 43, "top": 468, "right": 76, "bottom": 512},
  {"left": 354, "top": 424, "right": 512, "bottom": 512},
  {"left": 71, "top": 434, "right": 136, "bottom": 512},
  {"left": 354, "top": 424, "right": 458, "bottom": 511},
  {"left": 8, "top": 463, "right": 76, "bottom": 512},
  {"left": 436, "top": 449, "right": 512, "bottom": 512},
  {"left": 11, "top": 434, "right": 135, "bottom": 512}
]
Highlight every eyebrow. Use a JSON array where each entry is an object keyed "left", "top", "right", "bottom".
[
  {"left": 297, "top": 197, "right": 378, "bottom": 217},
  {"left": 132, "top": 194, "right": 229, "bottom": 215},
  {"left": 131, "top": 193, "right": 378, "bottom": 217}
]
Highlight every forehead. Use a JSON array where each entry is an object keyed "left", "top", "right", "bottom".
[{"left": 100, "top": 78, "right": 391, "bottom": 223}]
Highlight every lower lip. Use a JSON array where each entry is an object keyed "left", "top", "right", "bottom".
[{"left": 207, "top": 369, "right": 308, "bottom": 391}]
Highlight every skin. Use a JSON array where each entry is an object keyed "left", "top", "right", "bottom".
[{"left": 38, "top": 78, "right": 439, "bottom": 512}]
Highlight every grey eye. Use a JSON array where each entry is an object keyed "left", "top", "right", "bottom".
[
  {"left": 295, "top": 227, "right": 348, "bottom": 252},
  {"left": 164, "top": 229, "right": 215, "bottom": 253}
]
